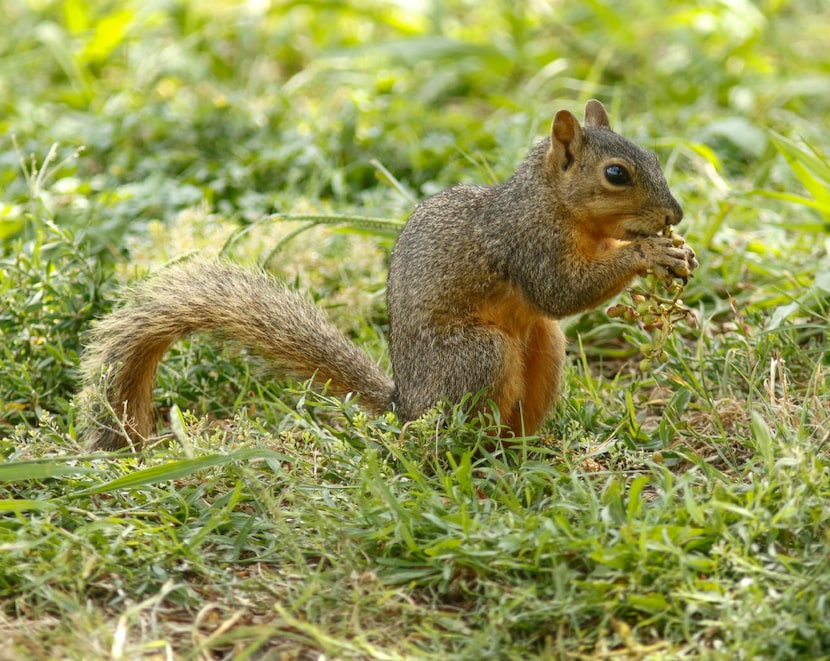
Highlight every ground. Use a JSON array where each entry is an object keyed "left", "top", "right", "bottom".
[{"left": 1, "top": 1, "right": 829, "bottom": 659}]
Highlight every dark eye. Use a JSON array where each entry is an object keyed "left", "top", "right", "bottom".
[{"left": 605, "top": 164, "right": 632, "bottom": 186}]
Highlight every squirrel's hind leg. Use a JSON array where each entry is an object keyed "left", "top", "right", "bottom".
[
  {"left": 394, "top": 320, "right": 563, "bottom": 437},
  {"left": 501, "top": 319, "right": 565, "bottom": 436}
]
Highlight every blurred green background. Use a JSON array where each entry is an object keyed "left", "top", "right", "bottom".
[
  {"left": 2, "top": 0, "right": 829, "bottom": 430},
  {"left": 2, "top": 0, "right": 827, "bottom": 240}
]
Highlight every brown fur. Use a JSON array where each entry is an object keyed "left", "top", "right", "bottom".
[{"left": 77, "top": 100, "right": 697, "bottom": 450}]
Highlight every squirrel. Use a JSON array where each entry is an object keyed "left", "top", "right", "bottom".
[{"left": 77, "top": 100, "right": 698, "bottom": 450}]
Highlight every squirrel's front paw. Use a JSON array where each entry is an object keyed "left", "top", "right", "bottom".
[{"left": 640, "top": 234, "right": 699, "bottom": 281}]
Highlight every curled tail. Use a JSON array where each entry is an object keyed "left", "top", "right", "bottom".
[{"left": 77, "top": 260, "right": 395, "bottom": 450}]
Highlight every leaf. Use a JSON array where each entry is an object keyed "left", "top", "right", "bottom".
[
  {"left": 374, "top": 557, "right": 439, "bottom": 584},
  {"left": 750, "top": 411, "right": 775, "bottom": 469},
  {"left": 705, "top": 117, "right": 768, "bottom": 158},
  {"left": 83, "top": 10, "right": 135, "bottom": 63},
  {"left": 63, "top": 0, "right": 89, "bottom": 33},
  {"left": 769, "top": 132, "right": 830, "bottom": 218},
  {"left": 0, "top": 218, "right": 26, "bottom": 241},
  {"left": 627, "top": 592, "right": 670, "bottom": 613},
  {"left": 34, "top": 22, "right": 93, "bottom": 102},
  {"left": 0, "top": 462, "right": 93, "bottom": 483},
  {"left": 752, "top": 189, "right": 829, "bottom": 215},
  {"left": 77, "top": 449, "right": 289, "bottom": 495},
  {"left": 0, "top": 499, "right": 58, "bottom": 513},
  {"left": 626, "top": 475, "right": 650, "bottom": 522},
  {"left": 682, "top": 482, "right": 706, "bottom": 526},
  {"left": 814, "top": 268, "right": 830, "bottom": 294},
  {"left": 590, "top": 546, "right": 632, "bottom": 570},
  {"left": 767, "top": 301, "right": 800, "bottom": 331}
]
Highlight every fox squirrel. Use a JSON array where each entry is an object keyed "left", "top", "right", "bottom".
[{"left": 78, "top": 100, "right": 698, "bottom": 450}]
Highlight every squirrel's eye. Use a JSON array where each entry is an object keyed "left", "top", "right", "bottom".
[{"left": 605, "top": 164, "right": 632, "bottom": 186}]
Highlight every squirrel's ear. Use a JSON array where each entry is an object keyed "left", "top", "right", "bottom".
[
  {"left": 583, "top": 99, "right": 611, "bottom": 129},
  {"left": 550, "top": 109, "right": 584, "bottom": 170}
]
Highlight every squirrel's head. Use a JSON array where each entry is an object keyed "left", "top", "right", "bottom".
[{"left": 546, "top": 100, "right": 684, "bottom": 241}]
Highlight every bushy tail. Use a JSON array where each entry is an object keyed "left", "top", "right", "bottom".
[{"left": 77, "top": 260, "right": 395, "bottom": 450}]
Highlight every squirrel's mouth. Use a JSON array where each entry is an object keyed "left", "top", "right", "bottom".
[
  {"left": 614, "top": 215, "right": 674, "bottom": 241},
  {"left": 621, "top": 219, "right": 676, "bottom": 240},
  {"left": 622, "top": 230, "right": 662, "bottom": 241}
]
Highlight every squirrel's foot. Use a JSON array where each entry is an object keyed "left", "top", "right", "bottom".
[{"left": 640, "top": 234, "right": 699, "bottom": 282}]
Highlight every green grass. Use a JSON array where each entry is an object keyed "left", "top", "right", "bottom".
[{"left": 2, "top": 0, "right": 830, "bottom": 658}]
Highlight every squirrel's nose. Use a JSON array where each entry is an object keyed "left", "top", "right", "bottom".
[{"left": 666, "top": 198, "right": 683, "bottom": 225}]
